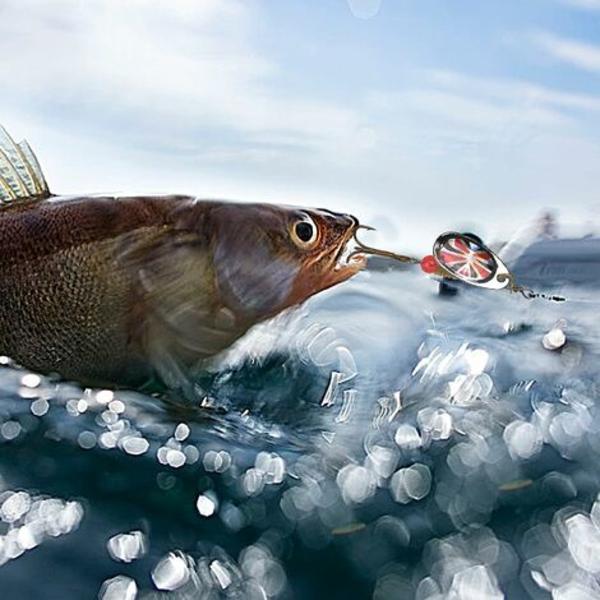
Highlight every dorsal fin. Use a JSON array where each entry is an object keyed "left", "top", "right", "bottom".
[{"left": 0, "top": 126, "right": 50, "bottom": 205}]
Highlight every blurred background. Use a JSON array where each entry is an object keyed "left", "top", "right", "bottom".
[{"left": 4, "top": 0, "right": 600, "bottom": 252}]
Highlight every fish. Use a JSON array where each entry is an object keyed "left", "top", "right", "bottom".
[{"left": 0, "top": 126, "right": 366, "bottom": 392}]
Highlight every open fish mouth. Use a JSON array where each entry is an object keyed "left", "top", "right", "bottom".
[
  {"left": 332, "top": 224, "right": 369, "bottom": 272},
  {"left": 323, "top": 221, "right": 419, "bottom": 288},
  {"left": 334, "top": 238, "right": 366, "bottom": 271},
  {"left": 332, "top": 223, "right": 419, "bottom": 271}
]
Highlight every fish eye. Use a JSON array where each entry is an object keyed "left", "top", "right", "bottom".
[{"left": 290, "top": 215, "right": 318, "bottom": 248}]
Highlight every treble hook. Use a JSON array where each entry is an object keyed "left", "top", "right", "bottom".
[{"left": 349, "top": 225, "right": 420, "bottom": 264}]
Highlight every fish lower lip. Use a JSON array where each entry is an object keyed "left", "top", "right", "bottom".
[{"left": 334, "top": 249, "right": 366, "bottom": 271}]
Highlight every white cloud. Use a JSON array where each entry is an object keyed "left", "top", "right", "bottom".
[
  {"left": 365, "top": 68, "right": 600, "bottom": 161},
  {"left": 425, "top": 70, "right": 600, "bottom": 112},
  {"left": 363, "top": 69, "right": 600, "bottom": 245},
  {"left": 0, "top": 0, "right": 381, "bottom": 232},
  {"left": 532, "top": 31, "right": 600, "bottom": 72},
  {"left": 0, "top": 0, "right": 363, "bottom": 158}
]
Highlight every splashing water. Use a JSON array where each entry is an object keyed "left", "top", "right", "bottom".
[{"left": 0, "top": 269, "right": 600, "bottom": 598}]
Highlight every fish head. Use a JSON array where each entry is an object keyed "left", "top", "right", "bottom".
[
  {"left": 283, "top": 207, "right": 367, "bottom": 305},
  {"left": 209, "top": 202, "right": 366, "bottom": 322}
]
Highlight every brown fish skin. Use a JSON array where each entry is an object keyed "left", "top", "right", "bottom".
[{"left": 0, "top": 195, "right": 365, "bottom": 390}]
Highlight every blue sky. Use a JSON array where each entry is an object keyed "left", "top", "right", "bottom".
[{"left": 3, "top": 0, "right": 600, "bottom": 251}]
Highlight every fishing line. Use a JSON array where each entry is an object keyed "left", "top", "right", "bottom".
[{"left": 351, "top": 229, "right": 420, "bottom": 264}]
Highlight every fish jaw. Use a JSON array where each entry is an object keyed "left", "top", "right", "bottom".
[
  {"left": 319, "top": 252, "right": 367, "bottom": 291},
  {"left": 318, "top": 220, "right": 369, "bottom": 290},
  {"left": 285, "top": 236, "right": 368, "bottom": 308}
]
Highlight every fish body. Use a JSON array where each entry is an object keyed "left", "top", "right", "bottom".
[
  {"left": 1, "top": 194, "right": 196, "bottom": 386},
  {"left": 0, "top": 128, "right": 365, "bottom": 389}
]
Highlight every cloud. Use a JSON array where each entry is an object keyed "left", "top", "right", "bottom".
[
  {"left": 425, "top": 70, "right": 600, "bottom": 112},
  {"left": 364, "top": 69, "right": 600, "bottom": 243},
  {"left": 531, "top": 31, "right": 600, "bottom": 72},
  {"left": 0, "top": 0, "right": 363, "bottom": 161},
  {"left": 366, "top": 68, "right": 600, "bottom": 161},
  {"left": 346, "top": 0, "right": 382, "bottom": 19}
]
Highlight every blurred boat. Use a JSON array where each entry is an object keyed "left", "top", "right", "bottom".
[{"left": 511, "top": 236, "right": 600, "bottom": 289}]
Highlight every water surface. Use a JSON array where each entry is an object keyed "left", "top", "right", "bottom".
[{"left": 0, "top": 270, "right": 599, "bottom": 599}]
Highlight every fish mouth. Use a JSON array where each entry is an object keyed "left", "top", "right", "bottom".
[
  {"left": 333, "top": 237, "right": 367, "bottom": 272},
  {"left": 332, "top": 224, "right": 368, "bottom": 272},
  {"left": 318, "top": 225, "right": 367, "bottom": 290},
  {"left": 320, "top": 220, "right": 421, "bottom": 288}
]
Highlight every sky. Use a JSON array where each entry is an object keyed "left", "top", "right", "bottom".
[{"left": 2, "top": 0, "right": 600, "bottom": 252}]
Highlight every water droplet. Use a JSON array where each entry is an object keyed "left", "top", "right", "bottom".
[
  {"left": 95, "top": 390, "right": 114, "bottom": 405},
  {"left": 1, "top": 421, "right": 21, "bottom": 441},
  {"left": 1, "top": 492, "right": 31, "bottom": 523},
  {"left": 107, "top": 531, "right": 147, "bottom": 563},
  {"left": 449, "top": 565, "right": 503, "bottom": 600},
  {"left": 21, "top": 374, "right": 41, "bottom": 389},
  {"left": 543, "top": 328, "right": 566, "bottom": 351},
  {"left": 99, "top": 575, "right": 138, "bottom": 600},
  {"left": 196, "top": 492, "right": 218, "bottom": 517},
  {"left": 174, "top": 423, "right": 190, "bottom": 442},
  {"left": 465, "top": 348, "right": 489, "bottom": 375},
  {"left": 210, "top": 559, "right": 233, "bottom": 589},
  {"left": 336, "top": 464, "right": 377, "bottom": 504},
  {"left": 77, "top": 431, "right": 96, "bottom": 450},
  {"left": 120, "top": 436, "right": 149, "bottom": 456},
  {"left": 151, "top": 552, "right": 190, "bottom": 591},
  {"left": 30, "top": 398, "right": 49, "bottom": 417},
  {"left": 394, "top": 424, "right": 422, "bottom": 451},
  {"left": 503, "top": 421, "right": 543, "bottom": 460},
  {"left": 390, "top": 464, "right": 432, "bottom": 503}
]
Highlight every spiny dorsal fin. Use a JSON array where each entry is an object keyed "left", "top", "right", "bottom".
[{"left": 0, "top": 126, "right": 50, "bottom": 205}]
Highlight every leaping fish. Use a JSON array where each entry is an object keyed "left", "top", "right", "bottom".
[{"left": 0, "top": 126, "right": 367, "bottom": 391}]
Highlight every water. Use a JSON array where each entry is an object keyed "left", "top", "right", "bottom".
[{"left": 0, "top": 269, "right": 600, "bottom": 599}]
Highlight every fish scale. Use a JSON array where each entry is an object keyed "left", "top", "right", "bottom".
[{"left": 0, "top": 238, "right": 134, "bottom": 383}]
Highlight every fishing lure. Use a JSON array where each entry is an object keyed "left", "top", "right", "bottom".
[{"left": 353, "top": 229, "right": 566, "bottom": 302}]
